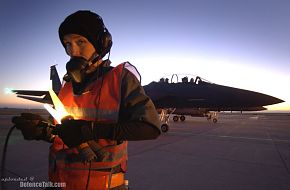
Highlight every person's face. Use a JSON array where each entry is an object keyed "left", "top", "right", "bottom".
[{"left": 63, "top": 34, "right": 96, "bottom": 60}]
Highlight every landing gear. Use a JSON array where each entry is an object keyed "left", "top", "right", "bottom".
[
  {"left": 159, "top": 108, "right": 176, "bottom": 133},
  {"left": 161, "top": 124, "right": 169, "bottom": 133},
  {"left": 206, "top": 112, "right": 218, "bottom": 123},
  {"left": 180, "top": 115, "right": 186, "bottom": 122},
  {"left": 173, "top": 115, "right": 179, "bottom": 122},
  {"left": 173, "top": 115, "right": 186, "bottom": 122}
]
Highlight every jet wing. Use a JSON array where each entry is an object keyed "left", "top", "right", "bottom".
[
  {"left": 17, "top": 94, "right": 52, "bottom": 104},
  {"left": 11, "top": 65, "right": 60, "bottom": 105},
  {"left": 13, "top": 90, "right": 52, "bottom": 105},
  {"left": 13, "top": 90, "right": 48, "bottom": 96}
]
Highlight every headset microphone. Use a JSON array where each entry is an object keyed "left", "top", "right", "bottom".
[{"left": 66, "top": 56, "right": 89, "bottom": 83}]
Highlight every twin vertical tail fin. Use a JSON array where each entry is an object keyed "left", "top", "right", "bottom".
[{"left": 50, "top": 65, "right": 62, "bottom": 94}]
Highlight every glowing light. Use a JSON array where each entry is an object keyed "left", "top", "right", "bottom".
[
  {"left": 49, "top": 89, "right": 68, "bottom": 117},
  {"left": 43, "top": 89, "right": 69, "bottom": 124},
  {"left": 4, "top": 88, "right": 13, "bottom": 94},
  {"left": 43, "top": 89, "right": 89, "bottom": 149},
  {"left": 44, "top": 104, "right": 62, "bottom": 124}
]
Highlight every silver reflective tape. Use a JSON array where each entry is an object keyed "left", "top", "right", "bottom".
[{"left": 65, "top": 106, "right": 118, "bottom": 121}]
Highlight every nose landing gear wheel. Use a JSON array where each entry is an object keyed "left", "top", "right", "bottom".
[{"left": 161, "top": 124, "right": 169, "bottom": 133}]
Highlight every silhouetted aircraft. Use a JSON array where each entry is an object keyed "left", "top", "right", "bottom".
[
  {"left": 12, "top": 65, "right": 61, "bottom": 104},
  {"left": 143, "top": 75, "right": 284, "bottom": 132},
  {"left": 12, "top": 67, "right": 284, "bottom": 133}
]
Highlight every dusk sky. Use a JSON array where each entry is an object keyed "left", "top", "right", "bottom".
[{"left": 1, "top": 0, "right": 290, "bottom": 111}]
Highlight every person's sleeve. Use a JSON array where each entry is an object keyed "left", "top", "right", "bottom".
[{"left": 93, "top": 68, "right": 161, "bottom": 141}]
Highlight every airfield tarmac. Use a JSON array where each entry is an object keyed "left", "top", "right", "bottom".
[{"left": 0, "top": 108, "right": 290, "bottom": 190}]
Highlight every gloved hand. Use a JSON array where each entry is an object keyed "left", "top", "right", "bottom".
[
  {"left": 56, "top": 119, "right": 94, "bottom": 148},
  {"left": 11, "top": 113, "right": 54, "bottom": 141}
]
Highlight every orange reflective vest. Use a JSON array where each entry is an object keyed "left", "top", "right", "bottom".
[{"left": 49, "top": 63, "right": 128, "bottom": 190}]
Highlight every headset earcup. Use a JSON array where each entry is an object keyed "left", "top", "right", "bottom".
[
  {"left": 96, "top": 30, "right": 112, "bottom": 54},
  {"left": 101, "top": 31, "right": 112, "bottom": 54}
]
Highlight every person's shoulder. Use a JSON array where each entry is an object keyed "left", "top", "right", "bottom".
[{"left": 119, "top": 62, "right": 141, "bottom": 83}]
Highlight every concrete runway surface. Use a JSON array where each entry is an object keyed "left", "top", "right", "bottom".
[{"left": 0, "top": 108, "right": 290, "bottom": 190}]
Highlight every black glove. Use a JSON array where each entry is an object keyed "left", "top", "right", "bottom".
[
  {"left": 12, "top": 113, "right": 54, "bottom": 141},
  {"left": 56, "top": 119, "right": 95, "bottom": 148}
]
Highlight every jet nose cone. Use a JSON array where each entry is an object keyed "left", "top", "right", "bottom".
[
  {"left": 256, "top": 94, "right": 284, "bottom": 106},
  {"left": 269, "top": 96, "right": 284, "bottom": 105}
]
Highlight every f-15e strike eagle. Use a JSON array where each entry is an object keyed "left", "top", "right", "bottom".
[{"left": 142, "top": 74, "right": 283, "bottom": 132}]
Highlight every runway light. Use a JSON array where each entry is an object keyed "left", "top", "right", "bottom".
[{"left": 43, "top": 89, "right": 69, "bottom": 124}]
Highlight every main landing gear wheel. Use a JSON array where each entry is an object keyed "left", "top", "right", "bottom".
[
  {"left": 212, "top": 118, "right": 218, "bottom": 123},
  {"left": 173, "top": 116, "right": 179, "bottom": 122},
  {"left": 161, "top": 124, "right": 169, "bottom": 133},
  {"left": 180, "top": 115, "right": 185, "bottom": 122}
]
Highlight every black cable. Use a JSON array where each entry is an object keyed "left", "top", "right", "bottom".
[
  {"left": 85, "top": 61, "right": 105, "bottom": 190},
  {"left": 85, "top": 161, "right": 92, "bottom": 190},
  {"left": 0, "top": 125, "right": 16, "bottom": 190}
]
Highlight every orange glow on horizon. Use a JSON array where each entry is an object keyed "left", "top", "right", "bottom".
[{"left": 265, "top": 102, "right": 290, "bottom": 111}]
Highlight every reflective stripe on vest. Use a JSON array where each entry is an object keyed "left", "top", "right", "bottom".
[
  {"left": 64, "top": 107, "right": 119, "bottom": 121},
  {"left": 49, "top": 63, "right": 128, "bottom": 189}
]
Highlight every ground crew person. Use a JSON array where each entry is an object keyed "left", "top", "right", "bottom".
[{"left": 12, "top": 10, "right": 161, "bottom": 190}]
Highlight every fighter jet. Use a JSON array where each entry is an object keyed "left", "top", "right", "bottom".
[
  {"left": 143, "top": 74, "right": 284, "bottom": 132},
  {"left": 12, "top": 68, "right": 284, "bottom": 132},
  {"left": 144, "top": 75, "right": 283, "bottom": 109}
]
